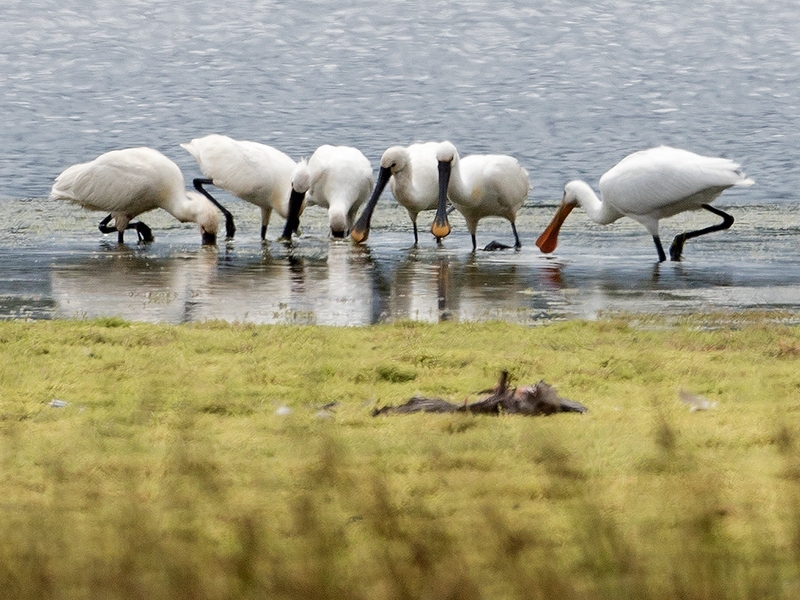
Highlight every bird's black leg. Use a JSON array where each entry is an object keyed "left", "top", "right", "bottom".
[
  {"left": 669, "top": 204, "right": 734, "bottom": 261},
  {"left": 480, "top": 221, "right": 519, "bottom": 252},
  {"left": 98, "top": 214, "right": 117, "bottom": 234},
  {"left": 511, "top": 222, "right": 521, "bottom": 249},
  {"left": 98, "top": 215, "right": 125, "bottom": 243},
  {"left": 653, "top": 235, "right": 667, "bottom": 263},
  {"left": 412, "top": 221, "right": 419, "bottom": 246},
  {"left": 132, "top": 222, "right": 154, "bottom": 243},
  {"left": 193, "top": 178, "right": 236, "bottom": 239},
  {"left": 471, "top": 233, "right": 477, "bottom": 253},
  {"left": 120, "top": 221, "right": 153, "bottom": 243}
]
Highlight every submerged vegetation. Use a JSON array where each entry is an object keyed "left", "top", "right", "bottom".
[{"left": 1, "top": 316, "right": 800, "bottom": 598}]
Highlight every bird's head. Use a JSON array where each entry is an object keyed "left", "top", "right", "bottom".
[
  {"left": 380, "top": 146, "right": 410, "bottom": 174},
  {"left": 435, "top": 141, "right": 457, "bottom": 166},
  {"left": 561, "top": 180, "right": 592, "bottom": 208},
  {"left": 188, "top": 190, "right": 220, "bottom": 245},
  {"left": 430, "top": 142, "right": 457, "bottom": 241},
  {"left": 291, "top": 160, "right": 312, "bottom": 195},
  {"left": 328, "top": 206, "right": 348, "bottom": 238},
  {"left": 534, "top": 183, "right": 584, "bottom": 254},
  {"left": 351, "top": 151, "right": 401, "bottom": 244}
]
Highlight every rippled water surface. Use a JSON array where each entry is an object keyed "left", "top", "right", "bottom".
[{"left": 3, "top": 0, "right": 800, "bottom": 324}]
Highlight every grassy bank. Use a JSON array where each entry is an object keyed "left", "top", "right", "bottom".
[{"left": 2, "top": 316, "right": 800, "bottom": 599}]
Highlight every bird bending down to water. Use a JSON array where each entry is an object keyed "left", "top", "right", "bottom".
[
  {"left": 432, "top": 141, "right": 530, "bottom": 251},
  {"left": 292, "top": 145, "right": 374, "bottom": 238},
  {"left": 50, "top": 147, "right": 220, "bottom": 245},
  {"left": 536, "top": 146, "right": 754, "bottom": 261},
  {"left": 181, "top": 134, "right": 305, "bottom": 241},
  {"left": 351, "top": 142, "right": 443, "bottom": 245}
]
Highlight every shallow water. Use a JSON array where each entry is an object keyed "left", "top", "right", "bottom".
[
  {"left": 3, "top": 197, "right": 800, "bottom": 324},
  {"left": 2, "top": 0, "right": 800, "bottom": 324}
]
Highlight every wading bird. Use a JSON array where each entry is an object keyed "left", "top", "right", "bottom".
[
  {"left": 351, "top": 142, "right": 443, "bottom": 245},
  {"left": 536, "top": 146, "right": 754, "bottom": 261},
  {"left": 181, "top": 134, "right": 305, "bottom": 241},
  {"left": 293, "top": 145, "right": 374, "bottom": 238},
  {"left": 50, "top": 147, "right": 220, "bottom": 244},
  {"left": 432, "top": 141, "right": 530, "bottom": 252}
]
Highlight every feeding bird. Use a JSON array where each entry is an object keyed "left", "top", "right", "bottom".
[
  {"left": 50, "top": 147, "right": 220, "bottom": 244},
  {"left": 536, "top": 146, "right": 754, "bottom": 261},
  {"left": 292, "top": 145, "right": 374, "bottom": 238},
  {"left": 432, "top": 141, "right": 530, "bottom": 251},
  {"left": 181, "top": 134, "right": 305, "bottom": 241},
  {"left": 351, "top": 142, "right": 443, "bottom": 245}
]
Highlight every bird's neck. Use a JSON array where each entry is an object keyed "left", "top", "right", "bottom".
[
  {"left": 445, "top": 156, "right": 470, "bottom": 204},
  {"left": 165, "top": 193, "right": 202, "bottom": 223},
  {"left": 392, "top": 164, "right": 413, "bottom": 195},
  {"left": 572, "top": 181, "right": 618, "bottom": 225},
  {"left": 327, "top": 203, "right": 349, "bottom": 233}
]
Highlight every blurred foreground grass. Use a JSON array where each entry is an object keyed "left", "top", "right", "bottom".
[{"left": 2, "top": 315, "right": 800, "bottom": 599}]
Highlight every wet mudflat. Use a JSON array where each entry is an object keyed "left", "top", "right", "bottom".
[{"left": 3, "top": 197, "right": 799, "bottom": 325}]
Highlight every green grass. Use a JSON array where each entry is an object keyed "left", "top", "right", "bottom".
[{"left": 2, "top": 316, "right": 800, "bottom": 599}]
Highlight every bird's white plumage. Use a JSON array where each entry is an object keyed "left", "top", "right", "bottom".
[
  {"left": 298, "top": 145, "right": 374, "bottom": 235},
  {"left": 50, "top": 147, "right": 219, "bottom": 238},
  {"left": 386, "top": 142, "right": 442, "bottom": 221},
  {"left": 537, "top": 145, "right": 753, "bottom": 260},
  {"left": 181, "top": 134, "right": 300, "bottom": 235},
  {"left": 350, "top": 141, "right": 446, "bottom": 245},
  {"left": 436, "top": 141, "right": 530, "bottom": 248},
  {"left": 598, "top": 146, "right": 753, "bottom": 230}
]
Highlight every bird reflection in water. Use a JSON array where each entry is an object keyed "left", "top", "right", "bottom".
[
  {"left": 541, "top": 262, "right": 564, "bottom": 288},
  {"left": 287, "top": 254, "right": 306, "bottom": 295},
  {"left": 51, "top": 245, "right": 220, "bottom": 323},
  {"left": 436, "top": 256, "right": 453, "bottom": 321},
  {"left": 387, "top": 251, "right": 455, "bottom": 323}
]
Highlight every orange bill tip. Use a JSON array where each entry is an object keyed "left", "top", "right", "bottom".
[
  {"left": 431, "top": 221, "right": 451, "bottom": 239},
  {"left": 350, "top": 227, "right": 369, "bottom": 244},
  {"left": 535, "top": 203, "right": 575, "bottom": 254}
]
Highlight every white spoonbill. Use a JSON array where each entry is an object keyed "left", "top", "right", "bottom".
[
  {"left": 50, "top": 147, "right": 220, "bottom": 245},
  {"left": 433, "top": 141, "right": 530, "bottom": 252},
  {"left": 292, "top": 145, "right": 374, "bottom": 238},
  {"left": 535, "top": 146, "right": 755, "bottom": 262},
  {"left": 351, "top": 142, "right": 443, "bottom": 245},
  {"left": 181, "top": 134, "right": 305, "bottom": 241}
]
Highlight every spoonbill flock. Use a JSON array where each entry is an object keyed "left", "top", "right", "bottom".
[{"left": 50, "top": 139, "right": 753, "bottom": 261}]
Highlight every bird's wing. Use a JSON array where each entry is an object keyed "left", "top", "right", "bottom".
[
  {"left": 460, "top": 155, "right": 530, "bottom": 211},
  {"left": 50, "top": 149, "right": 169, "bottom": 213},
  {"left": 600, "top": 146, "right": 748, "bottom": 216},
  {"left": 184, "top": 136, "right": 295, "bottom": 201}
]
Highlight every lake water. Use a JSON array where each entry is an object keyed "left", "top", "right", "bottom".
[{"left": 3, "top": 0, "right": 800, "bottom": 324}]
